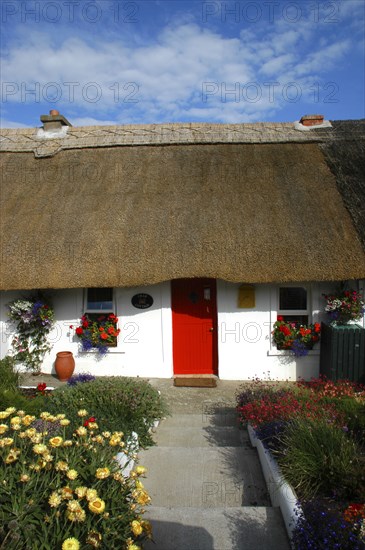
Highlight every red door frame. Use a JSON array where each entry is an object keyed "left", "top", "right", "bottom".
[{"left": 171, "top": 278, "right": 218, "bottom": 376}]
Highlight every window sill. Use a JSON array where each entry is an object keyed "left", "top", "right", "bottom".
[{"left": 267, "top": 348, "right": 320, "bottom": 357}]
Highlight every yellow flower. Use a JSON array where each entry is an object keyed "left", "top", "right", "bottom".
[
  {"left": 88, "top": 422, "right": 98, "bottom": 430},
  {"left": 135, "top": 480, "right": 144, "bottom": 490},
  {"left": 0, "top": 424, "right": 8, "bottom": 434},
  {"left": 49, "top": 436, "right": 63, "bottom": 447},
  {"left": 16, "top": 410, "right": 25, "bottom": 416},
  {"left": 86, "top": 531, "right": 102, "bottom": 547},
  {"left": 22, "top": 415, "right": 35, "bottom": 426},
  {"left": 2, "top": 437, "right": 14, "bottom": 446},
  {"left": 113, "top": 472, "right": 124, "bottom": 482},
  {"left": 30, "top": 434, "right": 42, "bottom": 444},
  {"left": 62, "top": 537, "right": 80, "bottom": 550},
  {"left": 5, "top": 449, "right": 20, "bottom": 463},
  {"left": 131, "top": 520, "right": 143, "bottom": 536},
  {"left": 133, "top": 489, "right": 151, "bottom": 506},
  {"left": 94, "top": 435, "right": 104, "bottom": 444},
  {"left": 61, "top": 486, "right": 73, "bottom": 500},
  {"left": 86, "top": 488, "right": 98, "bottom": 501},
  {"left": 102, "top": 431, "right": 111, "bottom": 438},
  {"left": 109, "top": 435, "right": 121, "bottom": 446},
  {"left": 5, "top": 407, "right": 16, "bottom": 414},
  {"left": 134, "top": 466, "right": 147, "bottom": 476},
  {"left": 77, "top": 409, "right": 88, "bottom": 417},
  {"left": 56, "top": 413, "right": 66, "bottom": 420},
  {"left": 95, "top": 467, "right": 110, "bottom": 479},
  {"left": 67, "top": 469, "right": 78, "bottom": 480},
  {"left": 60, "top": 419, "right": 70, "bottom": 426},
  {"left": 66, "top": 508, "right": 86, "bottom": 522},
  {"left": 88, "top": 498, "right": 105, "bottom": 514},
  {"left": 11, "top": 423, "right": 21, "bottom": 431},
  {"left": 63, "top": 440, "right": 73, "bottom": 447},
  {"left": 43, "top": 453, "right": 53, "bottom": 463},
  {"left": 67, "top": 499, "right": 82, "bottom": 513},
  {"left": 10, "top": 416, "right": 21, "bottom": 425},
  {"left": 0, "top": 412, "right": 10, "bottom": 419},
  {"left": 40, "top": 412, "right": 51, "bottom": 420},
  {"left": 48, "top": 492, "right": 62, "bottom": 507},
  {"left": 25, "top": 428, "right": 36, "bottom": 438},
  {"left": 33, "top": 444, "right": 48, "bottom": 455},
  {"left": 75, "top": 486, "right": 87, "bottom": 499},
  {"left": 20, "top": 474, "right": 30, "bottom": 483},
  {"left": 76, "top": 426, "right": 87, "bottom": 436},
  {"left": 56, "top": 460, "right": 69, "bottom": 471}
]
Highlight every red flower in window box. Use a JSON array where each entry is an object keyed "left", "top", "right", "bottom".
[
  {"left": 272, "top": 319, "right": 321, "bottom": 357},
  {"left": 74, "top": 313, "right": 120, "bottom": 354}
]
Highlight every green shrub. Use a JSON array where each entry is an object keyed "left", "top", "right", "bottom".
[
  {"left": 0, "top": 388, "right": 49, "bottom": 417},
  {"left": 47, "top": 377, "right": 168, "bottom": 447},
  {"left": 0, "top": 407, "right": 152, "bottom": 549},
  {"left": 0, "top": 356, "right": 22, "bottom": 393},
  {"left": 278, "top": 417, "right": 362, "bottom": 501}
]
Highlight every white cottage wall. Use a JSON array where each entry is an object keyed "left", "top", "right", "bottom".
[
  {"left": 216, "top": 281, "right": 332, "bottom": 381},
  {"left": 0, "top": 284, "right": 173, "bottom": 378},
  {"left": 1, "top": 280, "right": 360, "bottom": 381}
]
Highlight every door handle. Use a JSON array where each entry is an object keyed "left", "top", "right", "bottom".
[{"left": 209, "top": 327, "right": 214, "bottom": 332}]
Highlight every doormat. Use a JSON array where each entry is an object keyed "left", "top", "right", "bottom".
[{"left": 173, "top": 375, "right": 218, "bottom": 388}]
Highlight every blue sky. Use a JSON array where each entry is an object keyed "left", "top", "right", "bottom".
[{"left": 1, "top": 0, "right": 364, "bottom": 127}]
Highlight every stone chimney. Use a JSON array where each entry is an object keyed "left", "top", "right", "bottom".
[
  {"left": 40, "top": 110, "right": 72, "bottom": 131},
  {"left": 299, "top": 114, "right": 324, "bottom": 127}
]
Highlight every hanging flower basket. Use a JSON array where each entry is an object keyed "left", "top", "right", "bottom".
[{"left": 323, "top": 289, "right": 365, "bottom": 326}]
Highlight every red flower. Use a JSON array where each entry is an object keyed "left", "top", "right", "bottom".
[
  {"left": 314, "top": 323, "right": 321, "bottom": 333},
  {"left": 99, "top": 326, "right": 105, "bottom": 332},
  {"left": 277, "top": 315, "right": 284, "bottom": 322},
  {"left": 84, "top": 416, "right": 96, "bottom": 427},
  {"left": 107, "top": 327, "right": 115, "bottom": 335},
  {"left": 76, "top": 327, "right": 83, "bottom": 335},
  {"left": 100, "top": 332, "right": 108, "bottom": 340},
  {"left": 279, "top": 325, "right": 292, "bottom": 336},
  {"left": 37, "top": 383, "right": 47, "bottom": 393},
  {"left": 82, "top": 321, "right": 89, "bottom": 328},
  {"left": 69, "top": 325, "right": 73, "bottom": 329}
]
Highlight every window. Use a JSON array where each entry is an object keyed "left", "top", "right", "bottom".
[
  {"left": 86, "top": 288, "right": 114, "bottom": 312},
  {"left": 278, "top": 286, "right": 309, "bottom": 325}
]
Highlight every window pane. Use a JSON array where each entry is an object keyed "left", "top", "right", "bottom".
[
  {"left": 279, "top": 287, "right": 307, "bottom": 310},
  {"left": 87, "top": 288, "right": 113, "bottom": 310}
]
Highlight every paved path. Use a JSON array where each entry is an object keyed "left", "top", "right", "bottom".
[{"left": 139, "top": 380, "right": 290, "bottom": 550}]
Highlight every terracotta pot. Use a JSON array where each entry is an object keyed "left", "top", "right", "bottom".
[{"left": 55, "top": 351, "right": 75, "bottom": 381}]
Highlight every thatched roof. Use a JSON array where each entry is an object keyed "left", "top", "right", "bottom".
[{"left": 1, "top": 119, "right": 365, "bottom": 290}]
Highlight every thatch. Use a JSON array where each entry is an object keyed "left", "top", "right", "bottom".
[{"left": 1, "top": 120, "right": 365, "bottom": 290}]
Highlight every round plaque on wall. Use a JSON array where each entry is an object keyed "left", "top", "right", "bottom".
[{"left": 131, "top": 293, "right": 154, "bottom": 309}]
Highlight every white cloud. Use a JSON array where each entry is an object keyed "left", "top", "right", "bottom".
[{"left": 1, "top": 11, "right": 362, "bottom": 125}]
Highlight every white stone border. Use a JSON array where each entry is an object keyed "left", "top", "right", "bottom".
[{"left": 248, "top": 423, "right": 302, "bottom": 546}]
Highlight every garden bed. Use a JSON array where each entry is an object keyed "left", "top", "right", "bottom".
[
  {"left": 0, "top": 358, "right": 168, "bottom": 548},
  {"left": 237, "top": 377, "right": 365, "bottom": 549}
]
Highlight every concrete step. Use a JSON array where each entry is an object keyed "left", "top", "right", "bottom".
[
  {"left": 159, "top": 412, "right": 240, "bottom": 429},
  {"left": 154, "top": 425, "right": 249, "bottom": 447},
  {"left": 174, "top": 375, "right": 218, "bottom": 387},
  {"left": 138, "top": 446, "right": 270, "bottom": 507},
  {"left": 143, "top": 506, "right": 290, "bottom": 550}
]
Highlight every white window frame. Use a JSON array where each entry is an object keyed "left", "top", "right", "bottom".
[
  {"left": 277, "top": 285, "right": 310, "bottom": 325},
  {"left": 84, "top": 288, "right": 116, "bottom": 314},
  {"left": 268, "top": 284, "right": 319, "bottom": 356}
]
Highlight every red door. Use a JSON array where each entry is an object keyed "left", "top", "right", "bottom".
[{"left": 171, "top": 278, "right": 218, "bottom": 375}]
